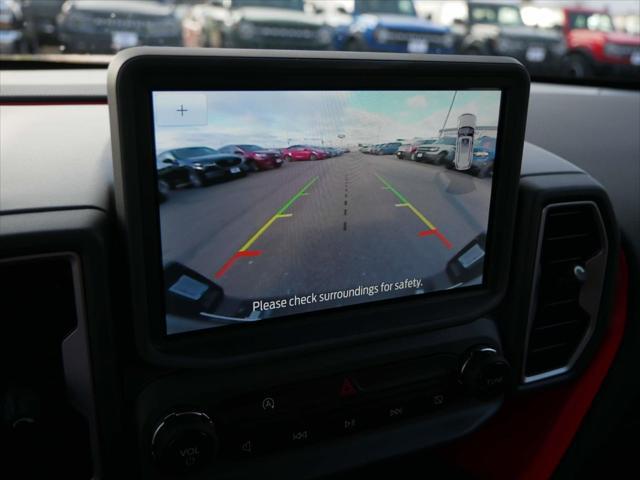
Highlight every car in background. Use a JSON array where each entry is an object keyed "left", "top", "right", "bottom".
[
  {"left": 562, "top": 7, "right": 640, "bottom": 79},
  {"left": 399, "top": 138, "right": 439, "bottom": 160},
  {"left": 329, "top": 0, "right": 454, "bottom": 54},
  {"left": 468, "top": 136, "right": 496, "bottom": 177},
  {"left": 448, "top": 0, "right": 566, "bottom": 76},
  {"left": 282, "top": 145, "right": 329, "bottom": 161},
  {"left": 371, "top": 144, "right": 385, "bottom": 154},
  {"left": 378, "top": 142, "right": 402, "bottom": 155},
  {"left": 57, "top": 0, "right": 182, "bottom": 54},
  {"left": 415, "top": 136, "right": 457, "bottom": 164},
  {"left": 0, "top": 0, "right": 28, "bottom": 53},
  {"left": 396, "top": 143, "right": 412, "bottom": 159},
  {"left": 156, "top": 156, "right": 191, "bottom": 201},
  {"left": 325, "top": 147, "right": 345, "bottom": 157},
  {"left": 157, "top": 147, "right": 245, "bottom": 187},
  {"left": 21, "top": 0, "right": 66, "bottom": 48},
  {"left": 182, "top": 0, "right": 333, "bottom": 50},
  {"left": 218, "top": 144, "right": 283, "bottom": 171}
]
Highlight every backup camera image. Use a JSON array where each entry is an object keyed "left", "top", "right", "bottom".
[{"left": 153, "top": 90, "right": 501, "bottom": 335}]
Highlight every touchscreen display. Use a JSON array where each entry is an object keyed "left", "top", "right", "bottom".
[{"left": 153, "top": 90, "right": 501, "bottom": 334}]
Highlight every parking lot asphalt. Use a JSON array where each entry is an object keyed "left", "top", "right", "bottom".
[{"left": 160, "top": 152, "right": 491, "bottom": 330}]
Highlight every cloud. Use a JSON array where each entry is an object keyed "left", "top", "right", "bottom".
[
  {"left": 405, "top": 95, "right": 428, "bottom": 109},
  {"left": 153, "top": 90, "right": 501, "bottom": 153}
]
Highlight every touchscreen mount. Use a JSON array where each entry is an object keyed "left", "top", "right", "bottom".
[{"left": 154, "top": 89, "right": 501, "bottom": 335}]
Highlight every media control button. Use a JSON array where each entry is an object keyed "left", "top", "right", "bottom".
[
  {"left": 279, "top": 421, "right": 318, "bottom": 448},
  {"left": 321, "top": 409, "right": 368, "bottom": 436},
  {"left": 222, "top": 429, "right": 272, "bottom": 458}
]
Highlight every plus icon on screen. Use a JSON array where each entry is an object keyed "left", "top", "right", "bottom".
[{"left": 176, "top": 104, "right": 188, "bottom": 117}]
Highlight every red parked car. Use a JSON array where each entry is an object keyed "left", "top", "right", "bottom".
[
  {"left": 282, "top": 145, "right": 329, "bottom": 161},
  {"left": 562, "top": 7, "right": 640, "bottom": 79},
  {"left": 218, "top": 144, "right": 283, "bottom": 171}
]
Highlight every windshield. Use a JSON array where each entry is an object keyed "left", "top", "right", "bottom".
[
  {"left": 438, "top": 137, "right": 457, "bottom": 145},
  {"left": 356, "top": 0, "right": 416, "bottom": 16},
  {"left": 470, "top": 4, "right": 524, "bottom": 26},
  {"left": 1, "top": 0, "right": 638, "bottom": 85},
  {"left": 569, "top": 12, "right": 615, "bottom": 33},
  {"left": 231, "top": 0, "right": 304, "bottom": 10},
  {"left": 173, "top": 147, "right": 217, "bottom": 159},
  {"left": 238, "top": 144, "right": 263, "bottom": 150}
]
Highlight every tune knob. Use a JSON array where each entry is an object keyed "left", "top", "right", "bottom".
[
  {"left": 459, "top": 346, "right": 511, "bottom": 398},
  {"left": 151, "top": 411, "right": 218, "bottom": 476}
]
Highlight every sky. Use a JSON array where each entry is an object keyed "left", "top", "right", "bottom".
[{"left": 154, "top": 90, "right": 501, "bottom": 152}]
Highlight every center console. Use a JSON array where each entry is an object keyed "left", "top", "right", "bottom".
[{"left": 107, "top": 48, "right": 617, "bottom": 479}]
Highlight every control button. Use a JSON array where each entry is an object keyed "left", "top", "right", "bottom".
[
  {"left": 421, "top": 388, "right": 451, "bottom": 411},
  {"left": 261, "top": 397, "right": 276, "bottom": 411},
  {"left": 151, "top": 411, "right": 217, "bottom": 475},
  {"left": 363, "top": 400, "right": 415, "bottom": 426},
  {"left": 321, "top": 410, "right": 367, "bottom": 436},
  {"left": 280, "top": 420, "right": 318, "bottom": 448},
  {"left": 222, "top": 429, "right": 272, "bottom": 458},
  {"left": 220, "top": 392, "right": 289, "bottom": 423},
  {"left": 339, "top": 377, "right": 358, "bottom": 398},
  {"left": 459, "top": 346, "right": 512, "bottom": 398}
]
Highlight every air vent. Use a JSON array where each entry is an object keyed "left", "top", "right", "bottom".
[
  {"left": 523, "top": 202, "right": 608, "bottom": 383},
  {"left": 0, "top": 254, "right": 93, "bottom": 478}
]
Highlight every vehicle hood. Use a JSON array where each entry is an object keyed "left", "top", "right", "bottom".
[
  {"left": 499, "top": 24, "right": 563, "bottom": 42},
  {"left": 603, "top": 31, "right": 640, "bottom": 46},
  {"left": 358, "top": 13, "right": 449, "bottom": 34},
  {"left": 232, "top": 7, "right": 324, "bottom": 27},
  {"left": 68, "top": 0, "right": 175, "bottom": 17}
]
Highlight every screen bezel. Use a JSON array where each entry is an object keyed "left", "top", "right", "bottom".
[{"left": 108, "top": 48, "right": 529, "bottom": 367}]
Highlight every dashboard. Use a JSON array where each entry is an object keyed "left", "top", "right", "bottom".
[{"left": 0, "top": 51, "right": 638, "bottom": 480}]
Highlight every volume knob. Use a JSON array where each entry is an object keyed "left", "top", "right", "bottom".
[{"left": 151, "top": 411, "right": 218, "bottom": 476}]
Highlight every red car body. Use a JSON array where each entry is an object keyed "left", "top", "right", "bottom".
[
  {"left": 563, "top": 8, "right": 640, "bottom": 77},
  {"left": 282, "top": 145, "right": 329, "bottom": 161},
  {"left": 219, "top": 144, "right": 283, "bottom": 171}
]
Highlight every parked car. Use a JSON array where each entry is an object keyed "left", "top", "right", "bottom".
[
  {"left": 448, "top": 1, "right": 566, "bottom": 77},
  {"left": 372, "top": 144, "right": 385, "bottom": 154},
  {"left": 399, "top": 138, "right": 439, "bottom": 160},
  {"left": 282, "top": 145, "right": 329, "bottom": 161},
  {"left": 218, "top": 144, "right": 283, "bottom": 171},
  {"left": 468, "top": 136, "right": 496, "bottom": 177},
  {"left": 57, "top": 0, "right": 182, "bottom": 54},
  {"left": 378, "top": 142, "right": 402, "bottom": 155},
  {"left": 182, "top": 0, "right": 333, "bottom": 50},
  {"left": 561, "top": 7, "right": 640, "bottom": 80},
  {"left": 21, "top": 0, "right": 66, "bottom": 48},
  {"left": 156, "top": 157, "right": 191, "bottom": 201},
  {"left": 0, "top": 0, "right": 28, "bottom": 53},
  {"left": 157, "top": 147, "right": 245, "bottom": 187},
  {"left": 325, "top": 147, "right": 344, "bottom": 157},
  {"left": 327, "top": 0, "right": 454, "bottom": 54},
  {"left": 414, "top": 137, "right": 457, "bottom": 164}
]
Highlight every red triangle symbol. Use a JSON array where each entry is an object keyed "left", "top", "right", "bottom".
[{"left": 339, "top": 378, "right": 357, "bottom": 397}]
